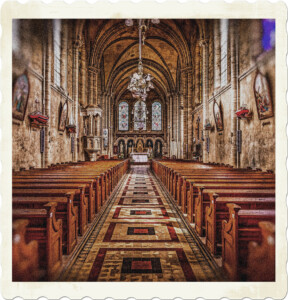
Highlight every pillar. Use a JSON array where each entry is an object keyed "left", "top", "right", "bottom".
[
  {"left": 199, "top": 39, "right": 209, "bottom": 163},
  {"left": 72, "top": 39, "right": 80, "bottom": 162},
  {"left": 60, "top": 20, "right": 67, "bottom": 91},
  {"left": 230, "top": 20, "right": 238, "bottom": 167},
  {"left": 182, "top": 71, "right": 188, "bottom": 159},
  {"left": 44, "top": 21, "right": 52, "bottom": 167},
  {"left": 214, "top": 19, "right": 221, "bottom": 89},
  {"left": 194, "top": 43, "right": 201, "bottom": 105},
  {"left": 88, "top": 67, "right": 94, "bottom": 105},
  {"left": 187, "top": 70, "right": 193, "bottom": 159}
]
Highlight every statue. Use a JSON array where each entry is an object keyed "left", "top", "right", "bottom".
[{"left": 120, "top": 142, "right": 124, "bottom": 154}]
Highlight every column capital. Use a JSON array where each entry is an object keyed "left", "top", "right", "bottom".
[
  {"left": 88, "top": 65, "right": 99, "bottom": 74},
  {"left": 73, "top": 38, "right": 84, "bottom": 49},
  {"left": 199, "top": 39, "right": 209, "bottom": 47},
  {"left": 181, "top": 65, "right": 193, "bottom": 73}
]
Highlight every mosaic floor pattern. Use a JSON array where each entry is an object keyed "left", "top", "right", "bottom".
[{"left": 60, "top": 166, "right": 224, "bottom": 281}]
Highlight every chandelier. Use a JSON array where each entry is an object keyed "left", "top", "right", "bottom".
[{"left": 126, "top": 19, "right": 159, "bottom": 101}]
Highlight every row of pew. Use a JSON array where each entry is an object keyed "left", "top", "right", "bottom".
[
  {"left": 12, "top": 159, "right": 129, "bottom": 281},
  {"left": 152, "top": 160, "right": 275, "bottom": 281}
]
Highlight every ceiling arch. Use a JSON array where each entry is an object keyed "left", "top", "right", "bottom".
[{"left": 78, "top": 19, "right": 202, "bottom": 106}]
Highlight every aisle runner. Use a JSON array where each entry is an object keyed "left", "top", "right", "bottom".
[{"left": 61, "top": 166, "right": 223, "bottom": 281}]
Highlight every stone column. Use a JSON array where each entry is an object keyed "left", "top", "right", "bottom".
[
  {"left": 178, "top": 92, "right": 184, "bottom": 159},
  {"left": 199, "top": 39, "right": 209, "bottom": 163},
  {"left": 187, "top": 69, "right": 193, "bottom": 159},
  {"left": 230, "top": 20, "right": 238, "bottom": 167},
  {"left": 44, "top": 21, "right": 52, "bottom": 167},
  {"left": 182, "top": 71, "right": 188, "bottom": 159},
  {"left": 88, "top": 67, "right": 94, "bottom": 105},
  {"left": 110, "top": 96, "right": 114, "bottom": 157},
  {"left": 172, "top": 93, "right": 178, "bottom": 152},
  {"left": 60, "top": 20, "right": 68, "bottom": 91},
  {"left": 72, "top": 39, "right": 80, "bottom": 162},
  {"left": 80, "top": 47, "right": 86, "bottom": 106},
  {"left": 194, "top": 43, "right": 200, "bottom": 105},
  {"left": 214, "top": 19, "right": 221, "bottom": 89},
  {"left": 93, "top": 71, "right": 98, "bottom": 105}
]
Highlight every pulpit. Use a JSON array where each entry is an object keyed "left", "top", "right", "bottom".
[{"left": 82, "top": 104, "right": 102, "bottom": 161}]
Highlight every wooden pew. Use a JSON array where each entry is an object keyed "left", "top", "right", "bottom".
[
  {"left": 12, "top": 219, "right": 39, "bottom": 281},
  {"left": 222, "top": 204, "right": 275, "bottom": 281},
  {"left": 180, "top": 181, "right": 274, "bottom": 215},
  {"left": 184, "top": 178, "right": 275, "bottom": 222},
  {"left": 13, "top": 174, "right": 104, "bottom": 213},
  {"left": 13, "top": 202, "right": 62, "bottom": 280},
  {"left": 247, "top": 221, "right": 275, "bottom": 281},
  {"left": 13, "top": 192, "right": 78, "bottom": 255},
  {"left": 205, "top": 195, "right": 275, "bottom": 254},
  {"left": 13, "top": 187, "right": 87, "bottom": 236},
  {"left": 13, "top": 179, "right": 96, "bottom": 222},
  {"left": 195, "top": 188, "right": 275, "bottom": 236}
]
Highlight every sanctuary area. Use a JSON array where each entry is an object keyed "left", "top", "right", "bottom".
[{"left": 12, "top": 18, "right": 275, "bottom": 282}]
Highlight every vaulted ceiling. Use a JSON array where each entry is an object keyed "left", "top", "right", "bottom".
[{"left": 78, "top": 19, "right": 202, "bottom": 103}]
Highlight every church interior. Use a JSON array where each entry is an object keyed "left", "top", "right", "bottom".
[{"left": 12, "top": 18, "right": 275, "bottom": 282}]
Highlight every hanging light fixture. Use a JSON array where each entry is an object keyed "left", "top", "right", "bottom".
[{"left": 126, "top": 19, "right": 159, "bottom": 101}]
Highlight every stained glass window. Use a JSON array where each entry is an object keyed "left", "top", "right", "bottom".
[
  {"left": 220, "top": 19, "right": 228, "bottom": 87},
  {"left": 134, "top": 100, "right": 147, "bottom": 130},
  {"left": 262, "top": 19, "right": 275, "bottom": 51},
  {"left": 152, "top": 101, "right": 162, "bottom": 131},
  {"left": 119, "top": 101, "right": 129, "bottom": 131},
  {"left": 53, "top": 19, "right": 61, "bottom": 87}
]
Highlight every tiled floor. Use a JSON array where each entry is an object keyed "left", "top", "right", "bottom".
[{"left": 60, "top": 166, "right": 223, "bottom": 281}]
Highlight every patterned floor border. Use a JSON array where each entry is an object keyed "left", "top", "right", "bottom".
[
  {"left": 58, "top": 169, "right": 131, "bottom": 280},
  {"left": 59, "top": 166, "right": 226, "bottom": 281},
  {"left": 151, "top": 168, "right": 226, "bottom": 281}
]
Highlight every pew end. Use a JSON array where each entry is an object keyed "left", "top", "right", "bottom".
[
  {"left": 247, "top": 221, "right": 275, "bottom": 281},
  {"left": 12, "top": 219, "right": 40, "bottom": 281}
]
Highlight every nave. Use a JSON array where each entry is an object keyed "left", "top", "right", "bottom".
[{"left": 60, "top": 166, "right": 223, "bottom": 281}]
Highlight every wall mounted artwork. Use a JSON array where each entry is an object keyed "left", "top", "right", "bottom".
[
  {"left": 213, "top": 99, "right": 224, "bottom": 131},
  {"left": 12, "top": 73, "right": 30, "bottom": 121},
  {"left": 59, "top": 101, "right": 68, "bottom": 131},
  {"left": 254, "top": 71, "right": 273, "bottom": 120}
]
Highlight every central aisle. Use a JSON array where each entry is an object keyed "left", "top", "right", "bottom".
[{"left": 61, "top": 166, "right": 223, "bottom": 281}]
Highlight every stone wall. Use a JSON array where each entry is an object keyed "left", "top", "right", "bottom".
[
  {"left": 191, "top": 20, "right": 275, "bottom": 171},
  {"left": 12, "top": 20, "right": 87, "bottom": 171}
]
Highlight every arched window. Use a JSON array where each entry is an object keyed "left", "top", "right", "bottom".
[
  {"left": 53, "top": 19, "right": 61, "bottom": 87},
  {"left": 152, "top": 101, "right": 162, "bottom": 131},
  {"left": 220, "top": 19, "right": 228, "bottom": 87},
  {"left": 262, "top": 19, "right": 275, "bottom": 51},
  {"left": 134, "top": 100, "right": 147, "bottom": 130},
  {"left": 119, "top": 101, "right": 129, "bottom": 131}
]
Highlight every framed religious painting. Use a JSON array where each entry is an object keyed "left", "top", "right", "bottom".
[
  {"left": 59, "top": 101, "right": 68, "bottom": 131},
  {"left": 254, "top": 70, "right": 273, "bottom": 120},
  {"left": 213, "top": 99, "right": 224, "bottom": 131},
  {"left": 12, "top": 73, "right": 30, "bottom": 121}
]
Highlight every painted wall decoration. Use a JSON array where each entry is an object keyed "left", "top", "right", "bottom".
[
  {"left": 136, "top": 139, "right": 144, "bottom": 153},
  {"left": 58, "top": 101, "right": 68, "bottom": 131},
  {"left": 146, "top": 139, "right": 154, "bottom": 158},
  {"left": 152, "top": 101, "right": 162, "bottom": 131},
  {"left": 118, "top": 139, "right": 126, "bottom": 158},
  {"left": 254, "top": 71, "right": 273, "bottom": 120},
  {"left": 12, "top": 73, "right": 30, "bottom": 121},
  {"left": 213, "top": 99, "right": 224, "bottom": 131},
  {"left": 127, "top": 139, "right": 134, "bottom": 155},
  {"left": 119, "top": 101, "right": 129, "bottom": 131},
  {"left": 134, "top": 100, "right": 147, "bottom": 131},
  {"left": 154, "top": 140, "right": 163, "bottom": 158}
]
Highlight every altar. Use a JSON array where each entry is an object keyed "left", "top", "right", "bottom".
[{"left": 130, "top": 152, "right": 149, "bottom": 163}]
